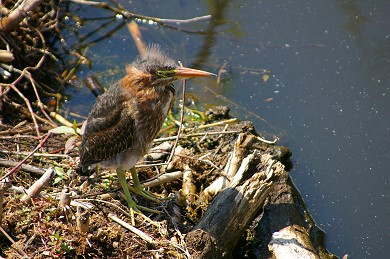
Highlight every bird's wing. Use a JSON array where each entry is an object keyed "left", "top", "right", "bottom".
[{"left": 79, "top": 84, "right": 136, "bottom": 167}]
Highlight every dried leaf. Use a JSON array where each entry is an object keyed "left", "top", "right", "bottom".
[{"left": 65, "top": 135, "right": 78, "bottom": 154}]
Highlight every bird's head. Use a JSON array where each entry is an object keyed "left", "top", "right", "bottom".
[{"left": 127, "top": 45, "right": 215, "bottom": 88}]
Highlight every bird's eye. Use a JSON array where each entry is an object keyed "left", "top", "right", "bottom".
[{"left": 156, "top": 71, "right": 167, "bottom": 77}]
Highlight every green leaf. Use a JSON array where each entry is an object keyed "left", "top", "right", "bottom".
[
  {"left": 54, "top": 167, "right": 65, "bottom": 177},
  {"left": 72, "top": 119, "right": 78, "bottom": 132},
  {"left": 49, "top": 126, "right": 76, "bottom": 135}
]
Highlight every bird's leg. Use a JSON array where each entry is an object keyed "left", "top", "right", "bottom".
[
  {"left": 116, "top": 167, "right": 159, "bottom": 226},
  {"left": 129, "top": 167, "right": 168, "bottom": 203}
]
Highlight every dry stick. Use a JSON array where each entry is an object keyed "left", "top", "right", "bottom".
[
  {"left": 217, "top": 61, "right": 228, "bottom": 84},
  {"left": 64, "top": 50, "right": 89, "bottom": 82},
  {"left": 9, "top": 85, "right": 41, "bottom": 137},
  {"left": 203, "top": 133, "right": 254, "bottom": 199},
  {"left": 127, "top": 21, "right": 146, "bottom": 58},
  {"left": 197, "top": 118, "right": 238, "bottom": 129},
  {"left": 143, "top": 171, "right": 183, "bottom": 189},
  {"left": 255, "top": 135, "right": 278, "bottom": 144},
  {"left": 74, "top": 198, "right": 131, "bottom": 219},
  {"left": 0, "top": 49, "right": 14, "bottom": 62},
  {"left": 0, "top": 135, "right": 40, "bottom": 140},
  {"left": 0, "top": 159, "right": 45, "bottom": 175},
  {"left": 225, "top": 133, "right": 255, "bottom": 179},
  {"left": 0, "top": 178, "right": 11, "bottom": 224},
  {"left": 135, "top": 162, "right": 167, "bottom": 168},
  {"left": 70, "top": 0, "right": 210, "bottom": 25},
  {"left": 49, "top": 110, "right": 73, "bottom": 127},
  {"left": 0, "top": 44, "right": 54, "bottom": 135},
  {"left": 182, "top": 166, "right": 196, "bottom": 203},
  {"left": 165, "top": 66, "right": 187, "bottom": 168},
  {"left": 69, "top": 112, "right": 88, "bottom": 120},
  {"left": 0, "top": 225, "right": 29, "bottom": 258},
  {"left": 21, "top": 167, "right": 55, "bottom": 203},
  {"left": 59, "top": 188, "right": 72, "bottom": 208},
  {"left": 7, "top": 99, "right": 52, "bottom": 126},
  {"left": 0, "top": 150, "right": 69, "bottom": 158},
  {"left": 0, "top": 0, "right": 43, "bottom": 32},
  {"left": 0, "top": 133, "right": 52, "bottom": 181},
  {"left": 29, "top": 29, "right": 57, "bottom": 127},
  {"left": 154, "top": 130, "right": 240, "bottom": 143},
  {"left": 108, "top": 213, "right": 155, "bottom": 244}
]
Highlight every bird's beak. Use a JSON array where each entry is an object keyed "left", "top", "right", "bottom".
[{"left": 173, "top": 67, "right": 216, "bottom": 79}]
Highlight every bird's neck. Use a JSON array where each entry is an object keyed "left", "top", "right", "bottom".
[{"left": 119, "top": 74, "right": 174, "bottom": 120}]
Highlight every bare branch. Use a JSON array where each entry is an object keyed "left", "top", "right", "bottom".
[{"left": 0, "top": 0, "right": 43, "bottom": 32}]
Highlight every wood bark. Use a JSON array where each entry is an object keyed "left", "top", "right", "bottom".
[
  {"left": 253, "top": 167, "right": 337, "bottom": 259},
  {"left": 185, "top": 148, "right": 337, "bottom": 258},
  {"left": 185, "top": 154, "right": 283, "bottom": 258},
  {"left": 21, "top": 167, "right": 55, "bottom": 203},
  {"left": 0, "top": 0, "right": 43, "bottom": 32}
]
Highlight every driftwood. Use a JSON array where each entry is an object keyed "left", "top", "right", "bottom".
[
  {"left": 253, "top": 165, "right": 337, "bottom": 259},
  {"left": 203, "top": 133, "right": 255, "bottom": 200},
  {"left": 185, "top": 154, "right": 282, "bottom": 258},
  {"left": 184, "top": 133, "right": 336, "bottom": 258}
]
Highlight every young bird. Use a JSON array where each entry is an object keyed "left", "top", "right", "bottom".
[{"left": 79, "top": 45, "right": 214, "bottom": 224}]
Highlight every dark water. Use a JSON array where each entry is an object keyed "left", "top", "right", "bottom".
[{"left": 64, "top": 1, "right": 390, "bottom": 257}]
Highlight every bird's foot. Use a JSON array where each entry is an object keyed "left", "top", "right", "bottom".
[
  {"left": 121, "top": 193, "right": 160, "bottom": 227},
  {"left": 129, "top": 167, "right": 171, "bottom": 203},
  {"left": 117, "top": 167, "right": 160, "bottom": 226},
  {"left": 128, "top": 185, "right": 169, "bottom": 203}
]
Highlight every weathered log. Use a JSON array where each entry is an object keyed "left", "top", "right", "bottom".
[
  {"left": 203, "top": 133, "right": 254, "bottom": 200},
  {"left": 185, "top": 154, "right": 283, "bottom": 258},
  {"left": 253, "top": 167, "right": 337, "bottom": 259}
]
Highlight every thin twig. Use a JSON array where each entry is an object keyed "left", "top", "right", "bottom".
[
  {"left": 135, "top": 162, "right": 168, "bottom": 168},
  {"left": 154, "top": 130, "right": 241, "bottom": 143},
  {"left": 127, "top": 21, "right": 146, "bottom": 58},
  {"left": 142, "top": 171, "right": 183, "bottom": 188},
  {"left": 0, "top": 159, "right": 45, "bottom": 175},
  {"left": 165, "top": 63, "right": 186, "bottom": 167},
  {"left": 197, "top": 118, "right": 238, "bottom": 129},
  {"left": 6, "top": 98, "right": 53, "bottom": 126},
  {"left": 0, "top": 225, "right": 29, "bottom": 258},
  {"left": 9, "top": 85, "right": 41, "bottom": 137},
  {"left": 108, "top": 213, "right": 156, "bottom": 244},
  {"left": 74, "top": 198, "right": 131, "bottom": 218},
  {"left": 0, "top": 0, "right": 43, "bottom": 32},
  {"left": 30, "top": 28, "right": 57, "bottom": 126},
  {"left": 0, "top": 133, "right": 52, "bottom": 181},
  {"left": 70, "top": 0, "right": 211, "bottom": 25},
  {"left": 255, "top": 135, "right": 278, "bottom": 144},
  {"left": 0, "top": 150, "right": 69, "bottom": 158},
  {"left": 217, "top": 61, "right": 228, "bottom": 84}
]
